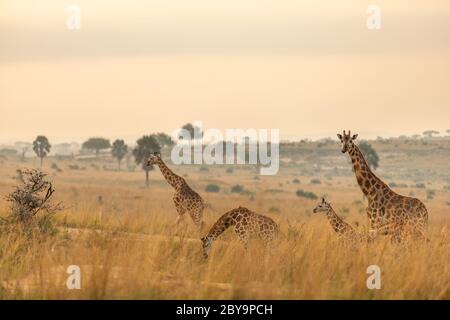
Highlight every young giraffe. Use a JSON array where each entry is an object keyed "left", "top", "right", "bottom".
[
  {"left": 313, "top": 198, "right": 366, "bottom": 245},
  {"left": 337, "top": 130, "right": 428, "bottom": 241},
  {"left": 147, "top": 152, "right": 204, "bottom": 230},
  {"left": 201, "top": 206, "right": 279, "bottom": 259}
]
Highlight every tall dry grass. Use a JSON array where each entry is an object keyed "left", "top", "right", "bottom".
[{"left": 0, "top": 159, "right": 449, "bottom": 299}]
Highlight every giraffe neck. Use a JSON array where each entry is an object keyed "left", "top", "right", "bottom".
[
  {"left": 348, "top": 143, "right": 387, "bottom": 199},
  {"left": 156, "top": 159, "right": 185, "bottom": 191},
  {"left": 326, "top": 207, "right": 347, "bottom": 235},
  {"left": 206, "top": 210, "right": 237, "bottom": 241}
]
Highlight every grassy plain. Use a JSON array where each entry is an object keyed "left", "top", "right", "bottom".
[{"left": 0, "top": 138, "right": 449, "bottom": 299}]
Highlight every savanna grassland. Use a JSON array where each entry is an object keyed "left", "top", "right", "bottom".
[{"left": 0, "top": 137, "right": 449, "bottom": 299}]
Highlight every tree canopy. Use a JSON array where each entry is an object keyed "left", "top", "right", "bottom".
[
  {"left": 422, "top": 130, "right": 439, "bottom": 138},
  {"left": 111, "top": 139, "right": 128, "bottom": 170},
  {"left": 359, "top": 141, "right": 379, "bottom": 170},
  {"left": 152, "top": 132, "right": 174, "bottom": 148},
  {"left": 133, "top": 135, "right": 161, "bottom": 186},
  {"left": 33, "top": 135, "right": 51, "bottom": 167},
  {"left": 82, "top": 137, "right": 111, "bottom": 158},
  {"left": 179, "top": 123, "right": 203, "bottom": 140}
]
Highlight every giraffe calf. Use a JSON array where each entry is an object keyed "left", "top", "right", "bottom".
[
  {"left": 201, "top": 206, "right": 279, "bottom": 259},
  {"left": 313, "top": 198, "right": 366, "bottom": 246}
]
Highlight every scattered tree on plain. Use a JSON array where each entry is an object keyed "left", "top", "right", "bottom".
[
  {"left": 422, "top": 130, "right": 439, "bottom": 138},
  {"left": 111, "top": 139, "right": 128, "bottom": 170},
  {"left": 82, "top": 137, "right": 111, "bottom": 158},
  {"left": 180, "top": 123, "right": 203, "bottom": 140},
  {"left": 152, "top": 132, "right": 174, "bottom": 148},
  {"left": 133, "top": 135, "right": 161, "bottom": 186},
  {"left": 33, "top": 135, "right": 51, "bottom": 167}
]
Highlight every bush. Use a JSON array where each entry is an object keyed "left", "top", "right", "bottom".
[
  {"left": 389, "top": 182, "right": 408, "bottom": 188},
  {"left": 292, "top": 178, "right": 300, "bottom": 184},
  {"left": 199, "top": 166, "right": 209, "bottom": 172},
  {"left": 414, "top": 183, "right": 426, "bottom": 189},
  {"left": 310, "top": 179, "right": 321, "bottom": 185},
  {"left": 225, "top": 167, "right": 234, "bottom": 173},
  {"left": 205, "top": 184, "right": 220, "bottom": 193},
  {"left": 231, "top": 185, "right": 244, "bottom": 193},
  {"left": 68, "top": 164, "right": 81, "bottom": 170},
  {"left": 296, "top": 189, "right": 318, "bottom": 200},
  {"left": 3, "top": 169, "right": 62, "bottom": 235},
  {"left": 426, "top": 190, "right": 435, "bottom": 200},
  {"left": 51, "top": 163, "right": 62, "bottom": 172}
]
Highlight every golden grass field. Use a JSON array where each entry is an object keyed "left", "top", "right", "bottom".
[{"left": 0, "top": 140, "right": 449, "bottom": 299}]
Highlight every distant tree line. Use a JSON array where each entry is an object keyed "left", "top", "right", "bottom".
[{"left": 13, "top": 124, "right": 447, "bottom": 185}]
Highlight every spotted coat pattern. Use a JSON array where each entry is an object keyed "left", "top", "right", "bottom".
[{"left": 201, "top": 206, "right": 279, "bottom": 258}]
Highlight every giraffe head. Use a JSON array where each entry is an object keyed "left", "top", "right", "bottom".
[
  {"left": 337, "top": 130, "right": 358, "bottom": 153},
  {"left": 200, "top": 236, "right": 212, "bottom": 259},
  {"left": 147, "top": 152, "right": 162, "bottom": 166},
  {"left": 313, "top": 197, "right": 331, "bottom": 213}
]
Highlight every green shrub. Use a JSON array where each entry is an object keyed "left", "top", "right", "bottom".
[
  {"left": 310, "top": 179, "right": 321, "bottom": 185},
  {"left": 296, "top": 189, "right": 318, "bottom": 200},
  {"left": 389, "top": 182, "right": 408, "bottom": 188},
  {"left": 205, "top": 184, "right": 220, "bottom": 193},
  {"left": 292, "top": 178, "right": 300, "bottom": 184},
  {"left": 231, "top": 185, "right": 244, "bottom": 193}
]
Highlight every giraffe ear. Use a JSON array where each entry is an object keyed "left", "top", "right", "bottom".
[
  {"left": 337, "top": 134, "right": 343, "bottom": 140},
  {"left": 352, "top": 134, "right": 358, "bottom": 140}
]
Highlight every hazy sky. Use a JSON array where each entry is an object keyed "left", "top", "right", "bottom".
[{"left": 1, "top": 0, "right": 450, "bottom": 144}]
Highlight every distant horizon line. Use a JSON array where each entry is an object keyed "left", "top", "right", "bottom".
[{"left": 1, "top": 131, "right": 448, "bottom": 147}]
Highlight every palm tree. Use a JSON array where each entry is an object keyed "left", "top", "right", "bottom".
[
  {"left": 32, "top": 135, "right": 51, "bottom": 167},
  {"left": 133, "top": 135, "right": 161, "bottom": 186},
  {"left": 111, "top": 139, "right": 128, "bottom": 170}
]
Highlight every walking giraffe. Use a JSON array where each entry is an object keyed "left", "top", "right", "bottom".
[
  {"left": 313, "top": 198, "right": 367, "bottom": 245},
  {"left": 201, "top": 206, "right": 279, "bottom": 258},
  {"left": 337, "top": 130, "right": 428, "bottom": 241},
  {"left": 147, "top": 152, "right": 204, "bottom": 230}
]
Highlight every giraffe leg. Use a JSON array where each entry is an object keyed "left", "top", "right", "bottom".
[
  {"left": 390, "top": 223, "right": 406, "bottom": 244},
  {"left": 235, "top": 226, "right": 249, "bottom": 249},
  {"left": 173, "top": 195, "right": 187, "bottom": 234},
  {"left": 188, "top": 202, "right": 205, "bottom": 234}
]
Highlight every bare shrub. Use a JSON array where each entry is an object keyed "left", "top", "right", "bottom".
[{"left": 3, "top": 169, "right": 62, "bottom": 234}]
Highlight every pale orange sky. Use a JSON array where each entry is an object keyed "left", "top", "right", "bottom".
[{"left": 1, "top": 0, "right": 450, "bottom": 143}]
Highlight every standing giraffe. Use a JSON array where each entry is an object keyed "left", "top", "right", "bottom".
[
  {"left": 201, "top": 206, "right": 279, "bottom": 258},
  {"left": 147, "top": 152, "right": 204, "bottom": 230},
  {"left": 337, "top": 130, "right": 428, "bottom": 240},
  {"left": 313, "top": 198, "right": 366, "bottom": 245}
]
